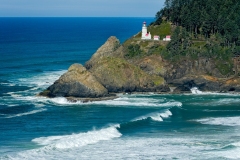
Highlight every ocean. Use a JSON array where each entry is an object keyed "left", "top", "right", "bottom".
[{"left": 0, "top": 17, "right": 240, "bottom": 160}]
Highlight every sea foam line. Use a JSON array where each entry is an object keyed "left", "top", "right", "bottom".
[
  {"left": 49, "top": 97, "right": 182, "bottom": 108},
  {"left": 32, "top": 124, "right": 121, "bottom": 149},
  {"left": 194, "top": 116, "right": 240, "bottom": 126},
  {"left": 5, "top": 108, "right": 47, "bottom": 119}
]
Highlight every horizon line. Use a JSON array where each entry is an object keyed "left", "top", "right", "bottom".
[{"left": 0, "top": 16, "right": 155, "bottom": 18}]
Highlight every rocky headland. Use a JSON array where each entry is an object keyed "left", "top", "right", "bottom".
[{"left": 39, "top": 35, "right": 240, "bottom": 102}]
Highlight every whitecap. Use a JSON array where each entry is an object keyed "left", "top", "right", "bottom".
[
  {"left": 0, "top": 82, "right": 15, "bottom": 86},
  {"left": 132, "top": 110, "right": 172, "bottom": 122},
  {"left": 194, "top": 117, "right": 240, "bottom": 126},
  {"left": 32, "top": 124, "right": 121, "bottom": 149}
]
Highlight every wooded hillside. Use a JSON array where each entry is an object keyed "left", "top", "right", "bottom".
[{"left": 156, "top": 0, "right": 240, "bottom": 47}]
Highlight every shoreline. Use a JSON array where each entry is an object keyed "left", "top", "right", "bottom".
[{"left": 37, "top": 90, "right": 240, "bottom": 104}]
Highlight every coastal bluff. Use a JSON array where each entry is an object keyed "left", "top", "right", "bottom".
[
  {"left": 39, "top": 36, "right": 169, "bottom": 101},
  {"left": 39, "top": 36, "right": 240, "bottom": 101}
]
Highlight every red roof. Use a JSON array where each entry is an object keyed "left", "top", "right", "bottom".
[
  {"left": 143, "top": 21, "right": 146, "bottom": 24},
  {"left": 166, "top": 35, "right": 171, "bottom": 38}
]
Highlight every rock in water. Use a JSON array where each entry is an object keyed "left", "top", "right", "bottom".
[{"left": 40, "top": 63, "right": 108, "bottom": 98}]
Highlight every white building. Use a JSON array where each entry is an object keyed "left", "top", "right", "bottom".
[
  {"left": 141, "top": 22, "right": 151, "bottom": 40},
  {"left": 163, "top": 35, "right": 171, "bottom": 41},
  {"left": 154, "top": 35, "right": 160, "bottom": 40},
  {"left": 166, "top": 35, "right": 171, "bottom": 41}
]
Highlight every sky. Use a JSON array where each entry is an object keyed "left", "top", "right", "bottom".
[{"left": 0, "top": 0, "right": 165, "bottom": 17}]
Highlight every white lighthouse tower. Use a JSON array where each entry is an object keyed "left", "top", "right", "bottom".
[{"left": 141, "top": 22, "right": 151, "bottom": 40}]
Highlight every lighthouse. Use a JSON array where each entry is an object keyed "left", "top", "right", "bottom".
[{"left": 141, "top": 22, "right": 151, "bottom": 40}]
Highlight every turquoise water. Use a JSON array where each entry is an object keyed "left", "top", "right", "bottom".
[{"left": 1, "top": 18, "right": 240, "bottom": 160}]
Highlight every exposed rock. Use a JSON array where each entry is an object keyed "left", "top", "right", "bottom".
[
  {"left": 39, "top": 63, "right": 108, "bottom": 98},
  {"left": 220, "top": 78, "right": 240, "bottom": 92},
  {"left": 164, "top": 58, "right": 226, "bottom": 82},
  {"left": 130, "top": 55, "right": 166, "bottom": 77},
  {"left": 169, "top": 75, "right": 222, "bottom": 93},
  {"left": 85, "top": 36, "right": 121, "bottom": 69},
  {"left": 88, "top": 57, "right": 169, "bottom": 93}
]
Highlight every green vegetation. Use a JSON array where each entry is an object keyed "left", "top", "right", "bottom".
[
  {"left": 125, "top": 44, "right": 143, "bottom": 58},
  {"left": 123, "top": 0, "right": 240, "bottom": 77},
  {"left": 148, "top": 21, "right": 171, "bottom": 40},
  {"left": 157, "top": 0, "right": 240, "bottom": 46},
  {"left": 151, "top": 0, "right": 240, "bottom": 77}
]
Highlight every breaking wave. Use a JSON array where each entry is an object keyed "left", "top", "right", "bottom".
[
  {"left": 32, "top": 124, "right": 121, "bottom": 149},
  {"left": 132, "top": 110, "right": 172, "bottom": 122}
]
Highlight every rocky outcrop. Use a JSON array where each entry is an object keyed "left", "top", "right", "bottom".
[
  {"left": 220, "top": 78, "right": 240, "bottom": 92},
  {"left": 39, "top": 35, "right": 240, "bottom": 101},
  {"left": 39, "top": 64, "right": 108, "bottom": 98},
  {"left": 85, "top": 36, "right": 121, "bottom": 69},
  {"left": 168, "top": 75, "right": 222, "bottom": 93},
  {"left": 88, "top": 57, "right": 169, "bottom": 93}
]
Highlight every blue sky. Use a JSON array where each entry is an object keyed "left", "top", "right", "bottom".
[{"left": 0, "top": 0, "right": 165, "bottom": 17}]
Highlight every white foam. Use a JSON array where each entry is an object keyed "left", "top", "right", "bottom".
[
  {"left": 49, "top": 97, "right": 84, "bottom": 105},
  {"left": 0, "top": 82, "right": 15, "bottom": 86},
  {"left": 191, "top": 87, "right": 203, "bottom": 94},
  {"left": 4, "top": 132, "right": 240, "bottom": 160},
  {"left": 160, "top": 110, "right": 172, "bottom": 118},
  {"left": 6, "top": 108, "right": 47, "bottom": 118},
  {"left": 32, "top": 124, "right": 121, "bottom": 149},
  {"left": 90, "top": 97, "right": 182, "bottom": 108},
  {"left": 133, "top": 110, "right": 172, "bottom": 122},
  {"left": 16, "top": 70, "right": 66, "bottom": 89},
  {"left": 195, "top": 117, "right": 240, "bottom": 126},
  {"left": 29, "top": 95, "right": 182, "bottom": 108},
  {"left": 190, "top": 87, "right": 240, "bottom": 96}
]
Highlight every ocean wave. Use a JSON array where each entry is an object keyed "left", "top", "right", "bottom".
[
  {"left": 132, "top": 110, "right": 172, "bottom": 122},
  {"left": 194, "top": 117, "right": 240, "bottom": 126},
  {"left": 32, "top": 124, "right": 121, "bottom": 149},
  {"left": 0, "top": 82, "right": 16, "bottom": 87},
  {"left": 5, "top": 108, "right": 47, "bottom": 118},
  {"left": 221, "top": 142, "right": 240, "bottom": 150},
  {"left": 203, "top": 109, "right": 240, "bottom": 112}
]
